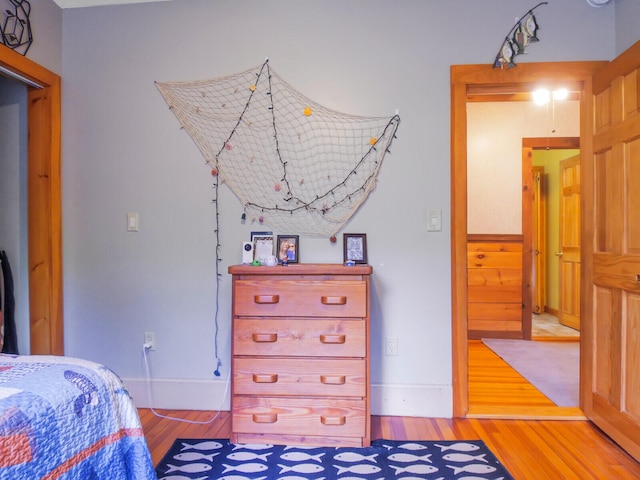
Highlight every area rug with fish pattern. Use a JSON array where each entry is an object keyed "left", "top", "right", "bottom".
[{"left": 155, "top": 438, "right": 515, "bottom": 479}]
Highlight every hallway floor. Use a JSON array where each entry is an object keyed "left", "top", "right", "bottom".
[{"left": 532, "top": 312, "right": 579, "bottom": 338}]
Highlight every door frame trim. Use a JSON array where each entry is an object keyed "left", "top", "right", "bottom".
[
  {"left": 451, "top": 61, "right": 605, "bottom": 417},
  {"left": 0, "top": 45, "right": 63, "bottom": 354}
]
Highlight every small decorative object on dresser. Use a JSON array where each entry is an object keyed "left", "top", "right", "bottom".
[
  {"left": 343, "top": 233, "right": 368, "bottom": 264},
  {"left": 251, "top": 231, "right": 273, "bottom": 264},
  {"left": 228, "top": 263, "right": 373, "bottom": 447},
  {"left": 276, "top": 235, "right": 299, "bottom": 264}
]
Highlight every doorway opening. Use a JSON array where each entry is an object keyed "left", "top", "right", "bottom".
[
  {"left": 526, "top": 139, "right": 581, "bottom": 340},
  {"left": 450, "top": 61, "right": 606, "bottom": 418}
]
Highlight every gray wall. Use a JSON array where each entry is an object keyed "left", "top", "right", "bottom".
[
  {"left": 615, "top": 0, "right": 640, "bottom": 55},
  {"left": 24, "top": 0, "right": 63, "bottom": 74},
  {"left": 39, "top": 0, "right": 630, "bottom": 415}
]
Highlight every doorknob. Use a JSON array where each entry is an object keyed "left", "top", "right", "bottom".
[{"left": 555, "top": 252, "right": 563, "bottom": 257}]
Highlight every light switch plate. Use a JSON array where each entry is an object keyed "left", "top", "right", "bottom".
[
  {"left": 427, "top": 209, "right": 442, "bottom": 232},
  {"left": 127, "top": 212, "right": 139, "bottom": 232}
]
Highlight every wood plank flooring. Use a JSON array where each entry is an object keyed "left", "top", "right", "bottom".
[
  {"left": 140, "top": 340, "right": 640, "bottom": 478},
  {"left": 468, "top": 339, "right": 584, "bottom": 419},
  {"left": 141, "top": 410, "right": 640, "bottom": 479}
]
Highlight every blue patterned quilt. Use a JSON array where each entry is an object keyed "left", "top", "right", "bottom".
[{"left": 0, "top": 354, "right": 156, "bottom": 480}]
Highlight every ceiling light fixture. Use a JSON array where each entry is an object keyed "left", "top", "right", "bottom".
[{"left": 532, "top": 88, "right": 569, "bottom": 105}]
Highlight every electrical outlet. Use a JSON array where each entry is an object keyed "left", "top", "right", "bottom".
[
  {"left": 386, "top": 336, "right": 398, "bottom": 356},
  {"left": 143, "top": 331, "right": 155, "bottom": 350}
]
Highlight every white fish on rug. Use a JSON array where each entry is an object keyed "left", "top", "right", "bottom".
[
  {"left": 172, "top": 452, "right": 219, "bottom": 462},
  {"left": 232, "top": 443, "right": 273, "bottom": 450},
  {"left": 389, "top": 464, "right": 439, "bottom": 475},
  {"left": 395, "top": 442, "right": 430, "bottom": 450},
  {"left": 435, "top": 442, "right": 481, "bottom": 452},
  {"left": 226, "top": 451, "right": 272, "bottom": 462},
  {"left": 388, "top": 452, "right": 433, "bottom": 463},
  {"left": 181, "top": 440, "right": 224, "bottom": 451},
  {"left": 332, "top": 451, "right": 378, "bottom": 463},
  {"left": 443, "top": 452, "right": 488, "bottom": 463},
  {"left": 221, "top": 462, "right": 269, "bottom": 474},
  {"left": 447, "top": 463, "right": 498, "bottom": 475},
  {"left": 334, "top": 464, "right": 382, "bottom": 475},
  {"left": 277, "top": 463, "right": 325, "bottom": 474},
  {"left": 165, "top": 463, "right": 213, "bottom": 474},
  {"left": 280, "top": 451, "right": 325, "bottom": 462}
]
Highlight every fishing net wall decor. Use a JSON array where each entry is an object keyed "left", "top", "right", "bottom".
[{"left": 156, "top": 60, "right": 400, "bottom": 237}]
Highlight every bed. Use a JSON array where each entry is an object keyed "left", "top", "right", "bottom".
[{"left": 0, "top": 354, "right": 156, "bottom": 479}]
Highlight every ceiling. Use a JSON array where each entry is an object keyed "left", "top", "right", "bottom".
[
  {"left": 53, "top": 0, "right": 611, "bottom": 8},
  {"left": 53, "top": 0, "right": 168, "bottom": 8}
]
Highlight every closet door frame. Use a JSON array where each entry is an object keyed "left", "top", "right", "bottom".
[{"left": 0, "top": 45, "right": 63, "bottom": 355}]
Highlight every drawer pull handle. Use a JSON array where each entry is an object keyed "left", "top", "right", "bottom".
[
  {"left": 321, "top": 295, "right": 347, "bottom": 305},
  {"left": 320, "top": 334, "right": 346, "bottom": 344},
  {"left": 321, "top": 415, "right": 346, "bottom": 426},
  {"left": 320, "top": 375, "right": 346, "bottom": 385},
  {"left": 252, "top": 333, "right": 278, "bottom": 343},
  {"left": 253, "top": 413, "right": 278, "bottom": 424},
  {"left": 254, "top": 295, "right": 279, "bottom": 304},
  {"left": 253, "top": 373, "right": 278, "bottom": 383}
]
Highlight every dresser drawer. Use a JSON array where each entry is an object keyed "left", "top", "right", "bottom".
[
  {"left": 232, "top": 396, "right": 366, "bottom": 439},
  {"left": 234, "top": 280, "right": 367, "bottom": 318},
  {"left": 234, "top": 318, "right": 366, "bottom": 357},
  {"left": 233, "top": 357, "right": 366, "bottom": 397}
]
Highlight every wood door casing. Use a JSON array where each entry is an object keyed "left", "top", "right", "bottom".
[
  {"left": 451, "top": 61, "right": 607, "bottom": 418},
  {"left": 585, "top": 40, "right": 640, "bottom": 462},
  {"left": 0, "top": 45, "right": 63, "bottom": 355}
]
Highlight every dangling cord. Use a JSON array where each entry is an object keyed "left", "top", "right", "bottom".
[
  {"left": 212, "top": 166, "right": 222, "bottom": 377},
  {"left": 142, "top": 344, "right": 229, "bottom": 424}
]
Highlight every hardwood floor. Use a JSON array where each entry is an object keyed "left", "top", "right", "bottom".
[
  {"left": 141, "top": 340, "right": 640, "bottom": 479},
  {"left": 468, "top": 339, "right": 584, "bottom": 419},
  {"left": 140, "top": 409, "right": 640, "bottom": 479}
]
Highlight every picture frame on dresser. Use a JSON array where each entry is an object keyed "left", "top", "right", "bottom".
[
  {"left": 251, "top": 231, "right": 273, "bottom": 263},
  {"left": 276, "top": 235, "right": 299, "bottom": 264},
  {"left": 343, "top": 233, "right": 368, "bottom": 264}
]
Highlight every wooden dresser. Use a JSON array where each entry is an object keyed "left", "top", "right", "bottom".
[{"left": 228, "top": 263, "right": 372, "bottom": 447}]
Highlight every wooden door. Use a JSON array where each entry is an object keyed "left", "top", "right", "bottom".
[
  {"left": 584, "top": 40, "right": 640, "bottom": 462},
  {"left": 532, "top": 166, "right": 546, "bottom": 315},
  {"left": 558, "top": 155, "right": 581, "bottom": 330}
]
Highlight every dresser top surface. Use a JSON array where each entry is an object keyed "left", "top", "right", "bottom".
[{"left": 229, "top": 263, "right": 372, "bottom": 276}]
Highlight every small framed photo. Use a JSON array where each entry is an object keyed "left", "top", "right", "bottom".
[
  {"left": 343, "top": 233, "right": 367, "bottom": 264},
  {"left": 277, "top": 235, "right": 299, "bottom": 264},
  {"left": 251, "top": 231, "right": 273, "bottom": 263}
]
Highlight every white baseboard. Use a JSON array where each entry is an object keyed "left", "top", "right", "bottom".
[
  {"left": 123, "top": 377, "right": 453, "bottom": 418},
  {"left": 123, "top": 376, "right": 232, "bottom": 411},
  {"left": 370, "top": 383, "right": 453, "bottom": 418}
]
